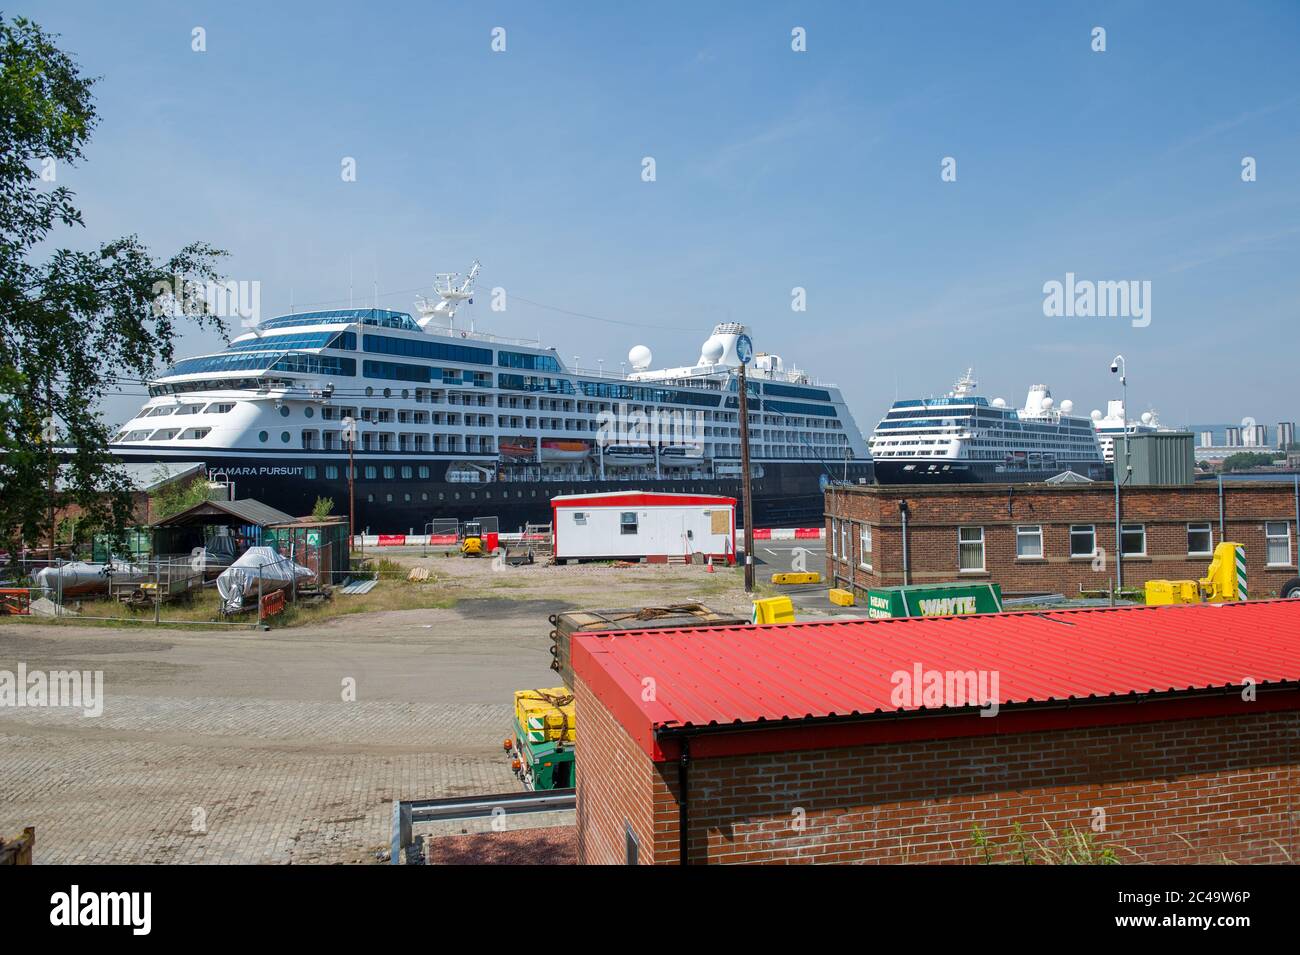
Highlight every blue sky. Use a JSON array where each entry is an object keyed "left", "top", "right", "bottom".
[{"left": 18, "top": 0, "right": 1300, "bottom": 431}]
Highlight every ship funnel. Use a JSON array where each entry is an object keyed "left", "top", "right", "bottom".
[{"left": 698, "top": 323, "right": 747, "bottom": 368}]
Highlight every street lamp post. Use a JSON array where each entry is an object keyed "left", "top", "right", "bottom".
[
  {"left": 343, "top": 416, "right": 359, "bottom": 556},
  {"left": 1110, "top": 355, "right": 1128, "bottom": 592}
]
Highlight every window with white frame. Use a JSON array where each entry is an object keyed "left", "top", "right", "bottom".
[
  {"left": 1187, "top": 522, "right": 1213, "bottom": 556},
  {"left": 1070, "top": 524, "right": 1096, "bottom": 558},
  {"left": 859, "top": 524, "right": 873, "bottom": 570},
  {"left": 1016, "top": 525, "right": 1043, "bottom": 559},
  {"left": 1121, "top": 524, "right": 1146, "bottom": 557},
  {"left": 620, "top": 511, "right": 638, "bottom": 535},
  {"left": 841, "top": 521, "right": 851, "bottom": 563},
  {"left": 829, "top": 519, "right": 839, "bottom": 559},
  {"left": 1266, "top": 521, "right": 1291, "bottom": 566},
  {"left": 958, "top": 526, "right": 985, "bottom": 572}
]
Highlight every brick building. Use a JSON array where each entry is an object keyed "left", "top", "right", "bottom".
[
  {"left": 824, "top": 481, "right": 1300, "bottom": 598},
  {"left": 572, "top": 601, "right": 1300, "bottom": 865}
]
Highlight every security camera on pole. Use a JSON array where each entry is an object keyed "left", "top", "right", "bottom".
[
  {"left": 1110, "top": 355, "right": 1128, "bottom": 592},
  {"left": 736, "top": 334, "right": 755, "bottom": 592}
]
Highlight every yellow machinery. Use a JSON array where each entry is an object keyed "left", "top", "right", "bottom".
[
  {"left": 1145, "top": 542, "right": 1247, "bottom": 605},
  {"left": 752, "top": 595, "right": 796, "bottom": 624},
  {"left": 459, "top": 521, "right": 485, "bottom": 558}
]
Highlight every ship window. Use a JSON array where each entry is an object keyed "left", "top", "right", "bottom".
[
  {"left": 258, "top": 431, "right": 269, "bottom": 443},
  {"left": 280, "top": 431, "right": 291, "bottom": 443},
  {"left": 367, "top": 494, "right": 374, "bottom": 503},
  {"left": 326, "top": 466, "right": 338, "bottom": 480},
  {"left": 958, "top": 527, "right": 984, "bottom": 572},
  {"left": 385, "top": 493, "right": 393, "bottom": 503},
  {"left": 1187, "top": 523, "right": 1213, "bottom": 557},
  {"left": 421, "top": 493, "right": 428, "bottom": 502},
  {"left": 403, "top": 493, "right": 411, "bottom": 503},
  {"left": 401, "top": 466, "right": 413, "bottom": 479},
  {"left": 1069, "top": 525, "right": 1096, "bottom": 558},
  {"left": 383, "top": 466, "right": 395, "bottom": 479},
  {"left": 304, "top": 406, "right": 314, "bottom": 418},
  {"left": 365, "top": 466, "right": 377, "bottom": 479},
  {"left": 305, "top": 466, "right": 317, "bottom": 479},
  {"left": 621, "top": 512, "right": 638, "bottom": 535},
  {"left": 1121, "top": 524, "right": 1146, "bottom": 557},
  {"left": 1016, "top": 525, "right": 1043, "bottom": 559},
  {"left": 418, "top": 466, "right": 430, "bottom": 479},
  {"left": 279, "top": 405, "right": 290, "bottom": 418}
]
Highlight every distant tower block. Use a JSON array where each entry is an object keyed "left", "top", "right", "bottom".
[
  {"left": 1200, "top": 431, "right": 1214, "bottom": 449},
  {"left": 1225, "top": 427, "right": 1242, "bottom": 448},
  {"left": 1279, "top": 422, "right": 1296, "bottom": 449}
]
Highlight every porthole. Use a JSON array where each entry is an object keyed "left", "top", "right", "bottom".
[
  {"left": 280, "top": 431, "right": 291, "bottom": 443},
  {"left": 403, "top": 493, "right": 411, "bottom": 503},
  {"left": 278, "top": 405, "right": 290, "bottom": 418},
  {"left": 304, "top": 407, "right": 314, "bottom": 419},
  {"left": 258, "top": 431, "right": 268, "bottom": 443},
  {"left": 385, "top": 493, "right": 393, "bottom": 503},
  {"left": 383, "top": 388, "right": 392, "bottom": 398},
  {"left": 365, "top": 387, "right": 374, "bottom": 397}
]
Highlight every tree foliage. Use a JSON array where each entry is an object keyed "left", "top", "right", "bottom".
[
  {"left": 150, "top": 473, "right": 214, "bottom": 522},
  {"left": 1221, "top": 452, "right": 1276, "bottom": 472},
  {"left": 311, "top": 496, "right": 335, "bottom": 520},
  {"left": 0, "top": 15, "right": 226, "bottom": 558}
]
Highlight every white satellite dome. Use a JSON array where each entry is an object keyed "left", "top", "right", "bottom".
[
  {"left": 1140, "top": 411, "right": 1153, "bottom": 425},
  {"left": 1041, "top": 396, "right": 1054, "bottom": 410},
  {"left": 628, "top": 345, "right": 652, "bottom": 370},
  {"left": 700, "top": 338, "right": 725, "bottom": 365},
  {"left": 1090, "top": 409, "right": 1103, "bottom": 422},
  {"left": 992, "top": 397, "right": 1006, "bottom": 408},
  {"left": 1059, "top": 399, "right": 1074, "bottom": 414}
]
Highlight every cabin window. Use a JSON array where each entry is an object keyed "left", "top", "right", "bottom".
[{"left": 620, "top": 512, "right": 638, "bottom": 535}]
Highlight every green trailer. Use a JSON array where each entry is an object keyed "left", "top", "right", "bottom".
[
  {"left": 865, "top": 582, "right": 1003, "bottom": 619},
  {"left": 510, "top": 715, "right": 575, "bottom": 791}
]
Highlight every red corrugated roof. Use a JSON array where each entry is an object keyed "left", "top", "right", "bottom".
[{"left": 571, "top": 601, "right": 1300, "bottom": 760}]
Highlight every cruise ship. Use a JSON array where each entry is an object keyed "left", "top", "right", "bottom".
[
  {"left": 1090, "top": 400, "right": 1166, "bottom": 463},
  {"left": 111, "top": 263, "right": 871, "bottom": 531},
  {"left": 868, "top": 371, "right": 1109, "bottom": 483}
]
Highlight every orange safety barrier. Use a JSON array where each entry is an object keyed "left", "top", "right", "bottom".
[
  {"left": 0, "top": 589, "right": 31, "bottom": 615},
  {"left": 259, "top": 589, "right": 286, "bottom": 619}
]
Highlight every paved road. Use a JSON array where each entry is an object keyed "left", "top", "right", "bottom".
[{"left": 744, "top": 540, "right": 864, "bottom": 617}]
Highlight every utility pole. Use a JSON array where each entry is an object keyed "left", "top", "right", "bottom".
[
  {"left": 45, "top": 384, "right": 56, "bottom": 568},
  {"left": 738, "top": 361, "right": 754, "bottom": 592},
  {"left": 343, "top": 416, "right": 359, "bottom": 557}
]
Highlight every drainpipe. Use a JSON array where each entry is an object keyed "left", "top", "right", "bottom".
[
  {"left": 1294, "top": 475, "right": 1298, "bottom": 565},
  {"left": 899, "top": 500, "right": 911, "bottom": 586},
  {"left": 677, "top": 737, "right": 691, "bottom": 866},
  {"left": 1218, "top": 474, "right": 1226, "bottom": 542}
]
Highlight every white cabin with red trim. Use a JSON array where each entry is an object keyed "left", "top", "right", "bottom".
[{"left": 551, "top": 491, "right": 736, "bottom": 564}]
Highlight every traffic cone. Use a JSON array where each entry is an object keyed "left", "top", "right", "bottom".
[{"left": 706, "top": 555, "right": 714, "bottom": 573}]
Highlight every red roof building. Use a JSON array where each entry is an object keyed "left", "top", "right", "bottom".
[{"left": 573, "top": 601, "right": 1300, "bottom": 865}]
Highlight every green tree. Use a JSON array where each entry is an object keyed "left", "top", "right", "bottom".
[
  {"left": 311, "top": 496, "right": 335, "bottom": 520},
  {"left": 1221, "top": 452, "right": 1276, "bottom": 472},
  {"left": 150, "top": 473, "right": 214, "bottom": 522},
  {"left": 0, "top": 15, "right": 225, "bottom": 562}
]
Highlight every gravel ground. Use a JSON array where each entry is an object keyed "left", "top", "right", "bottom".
[{"left": 0, "top": 558, "right": 757, "bottom": 864}]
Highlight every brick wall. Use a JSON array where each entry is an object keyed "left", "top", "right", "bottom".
[
  {"left": 575, "top": 675, "right": 674, "bottom": 865},
  {"left": 825, "top": 483, "right": 1300, "bottom": 597},
  {"left": 576, "top": 702, "right": 1300, "bottom": 864}
]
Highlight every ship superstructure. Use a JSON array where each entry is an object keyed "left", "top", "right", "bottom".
[
  {"left": 868, "top": 370, "right": 1108, "bottom": 483},
  {"left": 110, "top": 263, "right": 871, "bottom": 530}
]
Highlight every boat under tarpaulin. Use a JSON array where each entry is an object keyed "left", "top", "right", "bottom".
[
  {"left": 215, "top": 546, "right": 314, "bottom": 613},
  {"left": 34, "top": 560, "right": 143, "bottom": 598}
]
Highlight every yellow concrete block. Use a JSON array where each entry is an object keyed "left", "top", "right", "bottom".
[
  {"left": 752, "top": 596, "right": 796, "bottom": 625},
  {"left": 770, "top": 572, "right": 821, "bottom": 585},
  {"left": 828, "top": 588, "right": 855, "bottom": 607}
]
